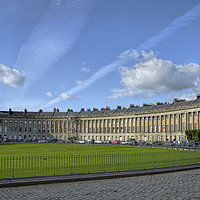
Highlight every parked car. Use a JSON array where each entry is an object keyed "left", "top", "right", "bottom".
[
  {"left": 102, "top": 140, "right": 110, "bottom": 144},
  {"left": 111, "top": 140, "right": 120, "bottom": 144},
  {"left": 120, "top": 141, "right": 128, "bottom": 145},
  {"left": 66, "top": 140, "right": 72, "bottom": 144},
  {"left": 195, "top": 141, "right": 200, "bottom": 146},
  {"left": 152, "top": 141, "right": 162, "bottom": 145},
  {"left": 38, "top": 139, "right": 46, "bottom": 143},
  {"left": 141, "top": 141, "right": 151, "bottom": 146},
  {"left": 56, "top": 140, "right": 64, "bottom": 144},
  {"left": 94, "top": 140, "right": 102, "bottom": 144},
  {"left": 78, "top": 140, "right": 85, "bottom": 144},
  {"left": 128, "top": 140, "right": 138, "bottom": 145}
]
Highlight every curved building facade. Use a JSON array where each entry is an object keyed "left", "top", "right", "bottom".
[{"left": 1, "top": 96, "right": 200, "bottom": 143}]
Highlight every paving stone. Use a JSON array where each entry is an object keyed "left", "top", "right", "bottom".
[{"left": 1, "top": 169, "right": 200, "bottom": 199}]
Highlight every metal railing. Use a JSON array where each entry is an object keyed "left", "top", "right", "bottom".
[{"left": 1, "top": 151, "right": 200, "bottom": 179}]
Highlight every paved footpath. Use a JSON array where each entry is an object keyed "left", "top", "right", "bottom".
[{"left": 1, "top": 169, "right": 200, "bottom": 200}]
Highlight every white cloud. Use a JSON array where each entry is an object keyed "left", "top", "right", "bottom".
[
  {"left": 178, "top": 93, "right": 197, "bottom": 101},
  {"left": 60, "top": 93, "right": 78, "bottom": 100},
  {"left": 118, "top": 49, "right": 140, "bottom": 60},
  {"left": 0, "top": 64, "right": 25, "bottom": 87},
  {"left": 108, "top": 51, "right": 200, "bottom": 99},
  {"left": 76, "top": 80, "right": 83, "bottom": 85},
  {"left": 81, "top": 67, "right": 90, "bottom": 73},
  {"left": 46, "top": 92, "right": 52, "bottom": 97}
]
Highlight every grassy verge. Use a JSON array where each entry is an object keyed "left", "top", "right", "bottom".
[{"left": 0, "top": 144, "right": 200, "bottom": 179}]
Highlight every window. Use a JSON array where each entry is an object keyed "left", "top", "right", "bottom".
[
  {"left": 182, "top": 122, "right": 185, "bottom": 131},
  {"left": 182, "top": 113, "right": 185, "bottom": 118},
  {"left": 195, "top": 123, "right": 197, "bottom": 129},
  {"left": 162, "top": 125, "right": 165, "bottom": 132},
  {"left": 171, "top": 124, "right": 174, "bottom": 132},
  {"left": 176, "top": 124, "right": 178, "bottom": 131}
]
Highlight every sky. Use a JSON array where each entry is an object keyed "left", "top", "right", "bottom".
[{"left": 0, "top": 0, "right": 200, "bottom": 112}]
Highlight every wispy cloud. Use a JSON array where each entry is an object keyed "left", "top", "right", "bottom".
[
  {"left": 15, "top": 0, "right": 96, "bottom": 87},
  {"left": 0, "top": 64, "right": 25, "bottom": 87},
  {"left": 46, "top": 91, "right": 52, "bottom": 98},
  {"left": 138, "top": 3, "right": 200, "bottom": 50},
  {"left": 42, "top": 3, "right": 200, "bottom": 108},
  {"left": 76, "top": 80, "right": 83, "bottom": 85},
  {"left": 60, "top": 93, "right": 78, "bottom": 100},
  {"left": 81, "top": 67, "right": 90, "bottom": 73}
]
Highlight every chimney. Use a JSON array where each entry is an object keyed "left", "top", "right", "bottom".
[
  {"left": 130, "top": 104, "right": 134, "bottom": 108},
  {"left": 56, "top": 108, "right": 59, "bottom": 112},
  {"left": 81, "top": 108, "right": 85, "bottom": 111},
  {"left": 197, "top": 94, "right": 200, "bottom": 99},
  {"left": 106, "top": 106, "right": 110, "bottom": 110},
  {"left": 93, "top": 107, "right": 98, "bottom": 111},
  {"left": 156, "top": 102, "right": 164, "bottom": 105},
  {"left": 9, "top": 108, "right": 12, "bottom": 116},
  {"left": 24, "top": 108, "right": 27, "bottom": 116},
  {"left": 38, "top": 109, "right": 43, "bottom": 115},
  {"left": 117, "top": 105, "right": 121, "bottom": 109}
]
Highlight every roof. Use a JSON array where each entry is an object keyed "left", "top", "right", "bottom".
[{"left": 2, "top": 97, "right": 200, "bottom": 118}]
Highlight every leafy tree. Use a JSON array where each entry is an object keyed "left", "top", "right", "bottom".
[{"left": 185, "top": 129, "right": 200, "bottom": 141}]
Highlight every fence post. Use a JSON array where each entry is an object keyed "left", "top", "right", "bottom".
[{"left": 12, "top": 156, "right": 15, "bottom": 178}]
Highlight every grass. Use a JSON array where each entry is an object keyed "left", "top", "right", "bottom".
[{"left": 0, "top": 143, "right": 200, "bottom": 179}]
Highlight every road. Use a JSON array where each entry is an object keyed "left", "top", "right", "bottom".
[{"left": 0, "top": 169, "right": 200, "bottom": 200}]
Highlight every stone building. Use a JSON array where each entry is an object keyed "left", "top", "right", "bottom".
[{"left": 1, "top": 95, "right": 200, "bottom": 143}]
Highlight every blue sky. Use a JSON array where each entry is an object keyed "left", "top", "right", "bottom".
[{"left": 0, "top": 0, "right": 200, "bottom": 112}]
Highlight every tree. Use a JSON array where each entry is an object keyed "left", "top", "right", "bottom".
[{"left": 185, "top": 129, "right": 200, "bottom": 141}]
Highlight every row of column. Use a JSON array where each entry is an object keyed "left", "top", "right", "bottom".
[{"left": 78, "top": 111, "right": 200, "bottom": 134}]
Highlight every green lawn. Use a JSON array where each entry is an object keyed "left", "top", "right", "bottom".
[
  {"left": 0, "top": 144, "right": 200, "bottom": 179},
  {"left": 0, "top": 143, "right": 184, "bottom": 156}
]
